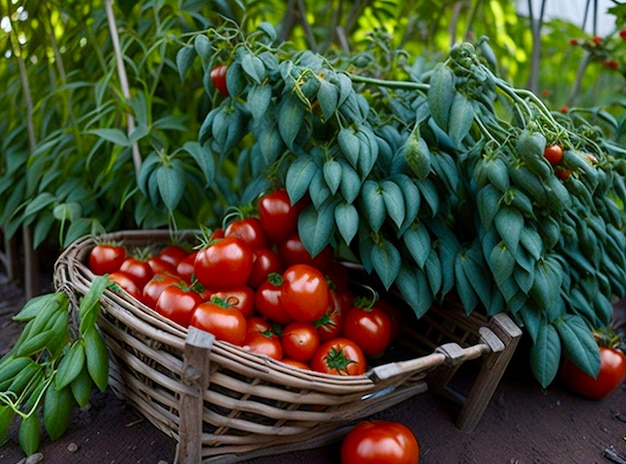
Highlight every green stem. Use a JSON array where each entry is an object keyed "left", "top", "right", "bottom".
[{"left": 348, "top": 73, "right": 429, "bottom": 92}]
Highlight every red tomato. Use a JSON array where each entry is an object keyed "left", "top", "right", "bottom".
[
  {"left": 190, "top": 302, "right": 246, "bottom": 345},
  {"left": 257, "top": 189, "right": 301, "bottom": 244},
  {"left": 206, "top": 286, "right": 255, "bottom": 319},
  {"left": 210, "top": 64, "right": 229, "bottom": 95},
  {"left": 88, "top": 244, "right": 126, "bottom": 275},
  {"left": 280, "top": 322, "right": 320, "bottom": 363},
  {"left": 340, "top": 420, "right": 420, "bottom": 464},
  {"left": 109, "top": 271, "right": 143, "bottom": 302},
  {"left": 254, "top": 277, "right": 293, "bottom": 325},
  {"left": 148, "top": 256, "right": 178, "bottom": 276},
  {"left": 248, "top": 248, "right": 284, "bottom": 288},
  {"left": 342, "top": 304, "right": 392, "bottom": 358},
  {"left": 142, "top": 274, "right": 181, "bottom": 309},
  {"left": 224, "top": 217, "right": 268, "bottom": 251},
  {"left": 281, "top": 359, "right": 310, "bottom": 370},
  {"left": 243, "top": 331, "right": 283, "bottom": 360},
  {"left": 310, "top": 337, "right": 366, "bottom": 376},
  {"left": 119, "top": 257, "right": 153, "bottom": 289},
  {"left": 176, "top": 251, "right": 198, "bottom": 284},
  {"left": 559, "top": 346, "right": 626, "bottom": 400},
  {"left": 155, "top": 284, "right": 203, "bottom": 327},
  {"left": 246, "top": 316, "right": 274, "bottom": 335},
  {"left": 544, "top": 144, "right": 564, "bottom": 166},
  {"left": 315, "top": 289, "right": 349, "bottom": 343},
  {"left": 157, "top": 245, "right": 188, "bottom": 267},
  {"left": 194, "top": 237, "right": 254, "bottom": 289},
  {"left": 280, "top": 264, "right": 329, "bottom": 323},
  {"left": 277, "top": 233, "right": 334, "bottom": 272}
]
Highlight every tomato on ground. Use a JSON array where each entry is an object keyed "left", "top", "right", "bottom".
[
  {"left": 120, "top": 257, "right": 153, "bottom": 289},
  {"left": 243, "top": 331, "right": 283, "bottom": 360},
  {"left": 194, "top": 237, "right": 254, "bottom": 289},
  {"left": 280, "top": 322, "right": 320, "bottom": 363},
  {"left": 88, "top": 244, "right": 126, "bottom": 275},
  {"left": 155, "top": 284, "right": 203, "bottom": 327},
  {"left": 257, "top": 189, "right": 301, "bottom": 244},
  {"left": 310, "top": 337, "right": 366, "bottom": 376},
  {"left": 224, "top": 217, "right": 268, "bottom": 251},
  {"left": 559, "top": 346, "right": 626, "bottom": 400},
  {"left": 142, "top": 273, "right": 181, "bottom": 309},
  {"left": 109, "top": 271, "right": 143, "bottom": 302},
  {"left": 190, "top": 301, "right": 247, "bottom": 346},
  {"left": 341, "top": 420, "right": 420, "bottom": 464},
  {"left": 280, "top": 264, "right": 329, "bottom": 323}
]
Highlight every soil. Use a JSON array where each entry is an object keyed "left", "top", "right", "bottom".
[{"left": 0, "top": 270, "right": 624, "bottom": 464}]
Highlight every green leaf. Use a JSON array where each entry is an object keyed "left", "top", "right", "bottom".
[
  {"left": 258, "top": 124, "right": 285, "bottom": 165},
  {"left": 381, "top": 180, "right": 405, "bottom": 229},
  {"left": 519, "top": 303, "right": 542, "bottom": 342},
  {"left": 339, "top": 160, "right": 361, "bottom": 204},
  {"left": 79, "top": 275, "right": 111, "bottom": 333},
  {"left": 323, "top": 160, "right": 342, "bottom": 195},
  {"left": 247, "top": 84, "right": 273, "bottom": 121},
  {"left": 0, "top": 406, "right": 15, "bottom": 442},
  {"left": 335, "top": 202, "right": 359, "bottom": 245},
  {"left": 361, "top": 180, "right": 386, "bottom": 232},
  {"left": 56, "top": 342, "right": 85, "bottom": 390},
  {"left": 489, "top": 242, "right": 516, "bottom": 286},
  {"left": 529, "top": 321, "right": 561, "bottom": 388},
  {"left": 156, "top": 162, "right": 185, "bottom": 211},
  {"left": 278, "top": 94, "right": 305, "bottom": 150},
  {"left": 403, "top": 224, "right": 431, "bottom": 269},
  {"left": 416, "top": 179, "right": 439, "bottom": 217},
  {"left": 395, "top": 265, "right": 432, "bottom": 319},
  {"left": 448, "top": 93, "right": 474, "bottom": 146},
  {"left": 555, "top": 315, "right": 601, "bottom": 378},
  {"left": 19, "top": 414, "right": 40, "bottom": 456},
  {"left": 298, "top": 200, "right": 336, "bottom": 258},
  {"left": 317, "top": 79, "right": 339, "bottom": 122},
  {"left": 286, "top": 155, "right": 318, "bottom": 204},
  {"left": 241, "top": 53, "right": 265, "bottom": 84},
  {"left": 371, "top": 238, "right": 401, "bottom": 290},
  {"left": 193, "top": 34, "right": 211, "bottom": 61},
  {"left": 44, "top": 380, "right": 74, "bottom": 441},
  {"left": 424, "top": 251, "right": 443, "bottom": 296},
  {"left": 338, "top": 127, "right": 360, "bottom": 169},
  {"left": 427, "top": 63, "right": 455, "bottom": 131},
  {"left": 394, "top": 175, "right": 420, "bottom": 232},
  {"left": 84, "top": 326, "right": 109, "bottom": 392},
  {"left": 494, "top": 207, "right": 524, "bottom": 255},
  {"left": 455, "top": 252, "right": 479, "bottom": 313},
  {"left": 23, "top": 192, "right": 56, "bottom": 218},
  {"left": 477, "top": 184, "right": 502, "bottom": 229},
  {"left": 70, "top": 364, "right": 93, "bottom": 408},
  {"left": 183, "top": 141, "right": 214, "bottom": 186},
  {"left": 86, "top": 128, "right": 130, "bottom": 146}
]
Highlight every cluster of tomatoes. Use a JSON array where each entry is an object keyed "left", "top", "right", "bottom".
[{"left": 88, "top": 189, "right": 401, "bottom": 376}]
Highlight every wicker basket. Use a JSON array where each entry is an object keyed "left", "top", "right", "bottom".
[{"left": 53, "top": 230, "right": 521, "bottom": 463}]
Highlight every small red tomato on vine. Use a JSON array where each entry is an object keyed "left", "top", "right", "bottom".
[
  {"left": 341, "top": 420, "right": 420, "bottom": 464},
  {"left": 543, "top": 144, "right": 563, "bottom": 166},
  {"left": 210, "top": 64, "right": 229, "bottom": 95}
]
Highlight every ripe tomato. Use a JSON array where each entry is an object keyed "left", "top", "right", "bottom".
[
  {"left": 243, "top": 331, "right": 283, "bottom": 360},
  {"left": 155, "top": 284, "right": 203, "bottom": 327},
  {"left": 257, "top": 189, "right": 301, "bottom": 244},
  {"left": 280, "top": 264, "right": 329, "bottom": 323},
  {"left": 315, "top": 288, "right": 349, "bottom": 343},
  {"left": 543, "top": 144, "right": 564, "bottom": 166},
  {"left": 194, "top": 237, "right": 254, "bottom": 289},
  {"left": 157, "top": 245, "right": 188, "bottom": 267},
  {"left": 206, "top": 286, "right": 255, "bottom": 319},
  {"left": 142, "top": 273, "right": 181, "bottom": 309},
  {"left": 310, "top": 337, "right": 366, "bottom": 376},
  {"left": 254, "top": 276, "right": 293, "bottom": 325},
  {"left": 176, "top": 251, "right": 198, "bottom": 284},
  {"left": 281, "top": 359, "right": 310, "bottom": 370},
  {"left": 148, "top": 256, "right": 178, "bottom": 276},
  {"left": 281, "top": 322, "right": 320, "bottom": 363},
  {"left": 109, "top": 271, "right": 143, "bottom": 302},
  {"left": 559, "top": 346, "right": 626, "bottom": 400},
  {"left": 210, "top": 64, "right": 229, "bottom": 95},
  {"left": 340, "top": 420, "right": 420, "bottom": 464},
  {"left": 224, "top": 217, "right": 268, "bottom": 251},
  {"left": 119, "top": 257, "right": 153, "bottom": 289},
  {"left": 88, "top": 244, "right": 126, "bottom": 275},
  {"left": 246, "top": 316, "right": 274, "bottom": 335},
  {"left": 190, "top": 302, "right": 246, "bottom": 346},
  {"left": 277, "top": 233, "right": 334, "bottom": 272},
  {"left": 248, "top": 248, "right": 284, "bottom": 288},
  {"left": 555, "top": 167, "right": 571, "bottom": 181},
  {"left": 342, "top": 304, "right": 392, "bottom": 358}
]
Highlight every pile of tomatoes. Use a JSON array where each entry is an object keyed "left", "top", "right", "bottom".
[{"left": 88, "top": 189, "right": 401, "bottom": 375}]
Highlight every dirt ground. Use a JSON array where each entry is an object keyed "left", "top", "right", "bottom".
[{"left": 0, "top": 271, "right": 624, "bottom": 464}]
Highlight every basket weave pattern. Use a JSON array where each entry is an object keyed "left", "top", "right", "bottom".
[{"left": 54, "top": 230, "right": 522, "bottom": 463}]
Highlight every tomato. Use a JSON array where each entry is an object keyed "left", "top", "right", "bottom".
[
  {"left": 248, "top": 248, "right": 284, "bottom": 288},
  {"left": 157, "top": 245, "right": 188, "bottom": 267},
  {"left": 555, "top": 167, "right": 571, "bottom": 181},
  {"left": 119, "top": 257, "right": 153, "bottom": 289},
  {"left": 280, "top": 322, "right": 320, "bottom": 363},
  {"left": 210, "top": 64, "right": 229, "bottom": 95},
  {"left": 280, "top": 359, "right": 310, "bottom": 370},
  {"left": 543, "top": 144, "right": 564, "bottom": 166},
  {"left": 206, "top": 286, "right": 255, "bottom": 319},
  {"left": 88, "top": 244, "right": 126, "bottom": 275},
  {"left": 257, "top": 189, "right": 302, "bottom": 244},
  {"left": 254, "top": 276, "right": 293, "bottom": 325},
  {"left": 280, "top": 264, "right": 329, "bottom": 323},
  {"left": 142, "top": 273, "right": 181, "bottom": 309},
  {"left": 224, "top": 217, "right": 268, "bottom": 251},
  {"left": 246, "top": 316, "right": 274, "bottom": 335},
  {"left": 243, "top": 331, "right": 283, "bottom": 360},
  {"left": 176, "top": 251, "right": 198, "bottom": 284},
  {"left": 190, "top": 301, "right": 246, "bottom": 346},
  {"left": 277, "top": 233, "right": 334, "bottom": 272},
  {"left": 342, "top": 304, "right": 392, "bottom": 358},
  {"left": 315, "top": 289, "right": 349, "bottom": 343},
  {"left": 148, "top": 256, "right": 178, "bottom": 276},
  {"left": 310, "top": 337, "right": 366, "bottom": 376},
  {"left": 340, "top": 420, "right": 420, "bottom": 464},
  {"left": 559, "top": 346, "right": 626, "bottom": 400},
  {"left": 194, "top": 237, "right": 254, "bottom": 289},
  {"left": 155, "top": 284, "right": 203, "bottom": 327},
  {"left": 376, "top": 298, "right": 403, "bottom": 343},
  {"left": 109, "top": 271, "right": 143, "bottom": 302}
]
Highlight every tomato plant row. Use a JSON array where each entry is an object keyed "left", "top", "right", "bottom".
[{"left": 90, "top": 190, "right": 404, "bottom": 375}]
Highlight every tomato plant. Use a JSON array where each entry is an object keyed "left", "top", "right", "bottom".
[
  {"left": 224, "top": 217, "right": 268, "bottom": 250},
  {"left": 194, "top": 237, "right": 254, "bottom": 289},
  {"left": 280, "top": 322, "right": 320, "bottom": 362},
  {"left": 155, "top": 284, "right": 203, "bottom": 327},
  {"left": 280, "top": 264, "right": 329, "bottom": 323},
  {"left": 88, "top": 244, "right": 126, "bottom": 275},
  {"left": 257, "top": 189, "right": 301, "bottom": 244},
  {"left": 210, "top": 64, "right": 229, "bottom": 95},
  {"left": 190, "top": 301, "right": 247, "bottom": 345},
  {"left": 341, "top": 420, "right": 420, "bottom": 464},
  {"left": 559, "top": 346, "right": 626, "bottom": 400},
  {"left": 243, "top": 331, "right": 283, "bottom": 360},
  {"left": 310, "top": 337, "right": 366, "bottom": 376}
]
